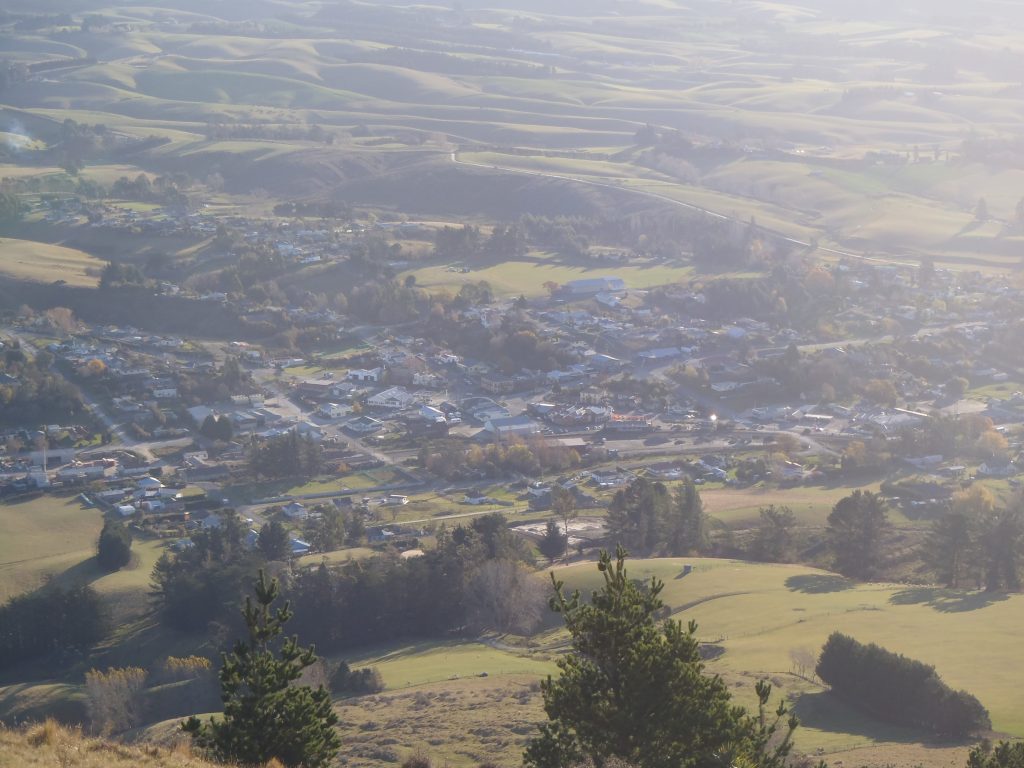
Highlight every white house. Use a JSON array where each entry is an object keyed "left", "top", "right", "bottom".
[
  {"left": 283, "top": 501, "right": 309, "bottom": 520},
  {"left": 367, "top": 386, "right": 417, "bottom": 410},
  {"left": 346, "top": 415, "right": 384, "bottom": 434},
  {"left": 348, "top": 368, "right": 382, "bottom": 383},
  {"left": 420, "top": 404, "right": 447, "bottom": 423},
  {"left": 137, "top": 476, "right": 164, "bottom": 492},
  {"left": 318, "top": 402, "right": 353, "bottom": 419}
]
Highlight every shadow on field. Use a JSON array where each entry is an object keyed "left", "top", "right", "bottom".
[
  {"left": 52, "top": 556, "right": 105, "bottom": 588},
  {"left": 791, "top": 691, "right": 926, "bottom": 745},
  {"left": 784, "top": 574, "right": 854, "bottom": 594},
  {"left": 889, "top": 587, "right": 1010, "bottom": 613}
]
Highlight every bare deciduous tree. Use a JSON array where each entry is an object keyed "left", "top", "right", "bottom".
[
  {"left": 465, "top": 559, "right": 547, "bottom": 635},
  {"left": 789, "top": 647, "right": 818, "bottom": 680},
  {"left": 84, "top": 666, "right": 148, "bottom": 734}
]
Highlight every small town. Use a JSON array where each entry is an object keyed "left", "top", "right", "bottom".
[{"left": 5, "top": 2, "right": 1024, "bottom": 767}]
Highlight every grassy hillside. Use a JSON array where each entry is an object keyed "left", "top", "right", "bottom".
[
  {"left": 5, "top": 1, "right": 1024, "bottom": 263},
  {"left": 0, "top": 495, "right": 104, "bottom": 603},
  {"left": 0, "top": 239, "right": 103, "bottom": 288},
  {"left": 319, "top": 556, "right": 1021, "bottom": 767}
]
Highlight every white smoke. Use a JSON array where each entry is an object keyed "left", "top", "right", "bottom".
[{"left": 3, "top": 119, "right": 34, "bottom": 152}]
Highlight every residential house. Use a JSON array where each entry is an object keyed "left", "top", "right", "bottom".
[
  {"left": 367, "top": 386, "right": 417, "bottom": 410},
  {"left": 345, "top": 416, "right": 384, "bottom": 434},
  {"left": 348, "top": 368, "right": 382, "bottom": 383},
  {"left": 283, "top": 501, "right": 309, "bottom": 520},
  {"left": 318, "top": 402, "right": 353, "bottom": 419}
]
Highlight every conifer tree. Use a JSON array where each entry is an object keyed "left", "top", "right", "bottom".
[
  {"left": 524, "top": 547, "right": 798, "bottom": 768},
  {"left": 826, "top": 490, "right": 890, "bottom": 580},
  {"left": 183, "top": 570, "right": 341, "bottom": 768},
  {"left": 97, "top": 519, "right": 133, "bottom": 571},
  {"left": 538, "top": 520, "right": 567, "bottom": 562}
]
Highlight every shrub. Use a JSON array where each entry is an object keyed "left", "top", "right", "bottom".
[
  {"left": 330, "top": 660, "right": 385, "bottom": 695},
  {"left": 816, "top": 632, "right": 990, "bottom": 737}
]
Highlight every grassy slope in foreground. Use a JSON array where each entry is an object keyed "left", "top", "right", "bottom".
[
  {"left": 556, "top": 557, "right": 1024, "bottom": 739},
  {"left": 0, "top": 720, "right": 217, "bottom": 768}
]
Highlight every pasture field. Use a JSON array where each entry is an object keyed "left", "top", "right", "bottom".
[
  {"left": 555, "top": 558, "right": 1024, "bottom": 739},
  {"left": 402, "top": 257, "right": 693, "bottom": 297},
  {"left": 0, "top": 239, "right": 103, "bottom": 287},
  {"left": 310, "top": 556, "right": 1009, "bottom": 767},
  {"left": 699, "top": 481, "right": 894, "bottom": 527},
  {"left": 0, "top": 494, "right": 103, "bottom": 603}
]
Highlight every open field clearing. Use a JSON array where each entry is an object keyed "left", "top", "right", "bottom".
[
  {"left": 0, "top": 239, "right": 102, "bottom": 287},
  {"left": 403, "top": 257, "right": 693, "bottom": 297},
  {"left": 699, "top": 482, "right": 896, "bottom": 526},
  {"left": 0, "top": 495, "right": 102, "bottom": 602},
  {"left": 555, "top": 558, "right": 1024, "bottom": 740},
  {"left": 349, "top": 640, "right": 555, "bottom": 692},
  {"left": 296, "top": 556, "right": 1013, "bottom": 767}
]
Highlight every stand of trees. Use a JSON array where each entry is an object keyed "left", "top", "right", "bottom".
[
  {"left": 0, "top": 345, "right": 83, "bottom": 425},
  {"left": 923, "top": 487, "right": 1024, "bottom": 591},
  {"left": 418, "top": 436, "right": 580, "bottom": 481},
  {"left": 817, "top": 632, "right": 990, "bottom": 737},
  {"left": 606, "top": 477, "right": 706, "bottom": 556},
  {"left": 751, "top": 505, "right": 798, "bottom": 563},
  {"left": 250, "top": 431, "right": 322, "bottom": 479},
  {"left": 287, "top": 514, "right": 535, "bottom": 652},
  {"left": 0, "top": 584, "right": 108, "bottom": 671},
  {"left": 151, "top": 511, "right": 265, "bottom": 633}
]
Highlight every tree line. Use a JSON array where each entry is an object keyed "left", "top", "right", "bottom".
[
  {"left": 418, "top": 436, "right": 581, "bottom": 481},
  {"left": 151, "top": 510, "right": 540, "bottom": 651},
  {"left": 0, "top": 584, "right": 108, "bottom": 671},
  {"left": 606, "top": 477, "right": 707, "bottom": 556},
  {"left": 286, "top": 514, "right": 539, "bottom": 653}
]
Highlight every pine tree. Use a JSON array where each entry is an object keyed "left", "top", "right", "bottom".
[
  {"left": 606, "top": 477, "right": 671, "bottom": 555},
  {"left": 753, "top": 505, "right": 797, "bottom": 563},
  {"left": 182, "top": 570, "right": 341, "bottom": 768},
  {"left": 826, "top": 490, "right": 890, "bottom": 580},
  {"left": 666, "top": 479, "right": 706, "bottom": 555},
  {"left": 923, "top": 510, "right": 979, "bottom": 588},
  {"left": 524, "top": 547, "right": 798, "bottom": 768},
  {"left": 258, "top": 520, "right": 291, "bottom": 561},
  {"left": 97, "top": 519, "right": 133, "bottom": 571},
  {"left": 538, "top": 520, "right": 567, "bottom": 562}
]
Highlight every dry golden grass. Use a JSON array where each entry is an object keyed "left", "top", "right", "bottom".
[{"left": 0, "top": 719, "right": 244, "bottom": 768}]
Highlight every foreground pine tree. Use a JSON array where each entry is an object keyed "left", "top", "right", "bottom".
[
  {"left": 524, "top": 547, "right": 799, "bottom": 768},
  {"left": 183, "top": 570, "right": 341, "bottom": 768}
]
